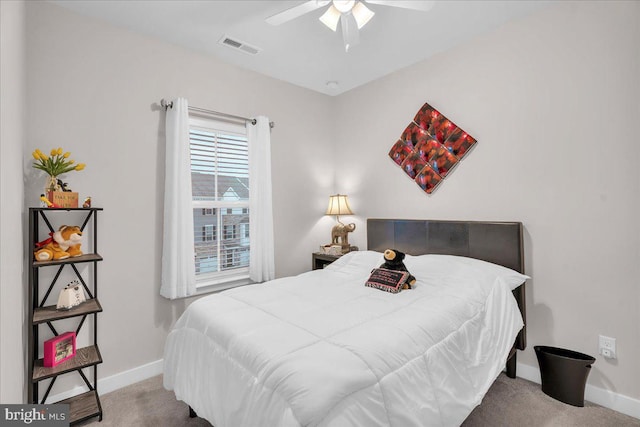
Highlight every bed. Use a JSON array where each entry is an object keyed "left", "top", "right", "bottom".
[{"left": 163, "top": 219, "right": 528, "bottom": 426}]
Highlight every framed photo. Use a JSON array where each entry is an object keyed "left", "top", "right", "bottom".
[
  {"left": 415, "top": 165, "right": 443, "bottom": 194},
  {"left": 430, "top": 146, "right": 459, "bottom": 177},
  {"left": 44, "top": 331, "right": 76, "bottom": 367},
  {"left": 444, "top": 127, "right": 477, "bottom": 159},
  {"left": 400, "top": 122, "right": 431, "bottom": 148},
  {"left": 413, "top": 102, "right": 441, "bottom": 132},
  {"left": 414, "top": 136, "right": 441, "bottom": 163},
  {"left": 430, "top": 115, "right": 457, "bottom": 143},
  {"left": 388, "top": 139, "right": 413, "bottom": 166},
  {"left": 400, "top": 152, "right": 428, "bottom": 179}
]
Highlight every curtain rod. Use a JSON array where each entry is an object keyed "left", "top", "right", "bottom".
[{"left": 160, "top": 99, "right": 274, "bottom": 128}]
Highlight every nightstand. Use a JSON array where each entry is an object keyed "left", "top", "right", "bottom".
[{"left": 312, "top": 252, "right": 342, "bottom": 270}]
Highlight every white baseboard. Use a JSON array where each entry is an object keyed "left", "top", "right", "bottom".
[
  {"left": 516, "top": 362, "right": 640, "bottom": 420},
  {"left": 47, "top": 359, "right": 163, "bottom": 403},
  {"left": 98, "top": 359, "right": 164, "bottom": 395}
]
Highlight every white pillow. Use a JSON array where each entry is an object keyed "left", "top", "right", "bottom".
[
  {"left": 323, "top": 250, "right": 382, "bottom": 272},
  {"left": 327, "top": 251, "right": 529, "bottom": 291},
  {"left": 404, "top": 253, "right": 529, "bottom": 291}
]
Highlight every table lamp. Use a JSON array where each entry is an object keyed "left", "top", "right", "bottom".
[{"left": 325, "top": 194, "right": 355, "bottom": 253}]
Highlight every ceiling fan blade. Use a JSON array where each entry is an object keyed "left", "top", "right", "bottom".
[
  {"left": 364, "top": 0, "right": 435, "bottom": 12},
  {"left": 341, "top": 13, "right": 360, "bottom": 52},
  {"left": 266, "top": 1, "right": 331, "bottom": 26}
]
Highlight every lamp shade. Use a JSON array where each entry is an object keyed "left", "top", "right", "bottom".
[{"left": 325, "top": 194, "right": 354, "bottom": 216}]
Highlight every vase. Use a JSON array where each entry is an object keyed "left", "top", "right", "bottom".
[{"left": 45, "top": 175, "right": 60, "bottom": 194}]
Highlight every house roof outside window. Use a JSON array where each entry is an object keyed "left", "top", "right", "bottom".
[{"left": 191, "top": 172, "right": 249, "bottom": 201}]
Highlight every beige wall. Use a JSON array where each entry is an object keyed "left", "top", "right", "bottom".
[
  {"left": 3, "top": 0, "right": 638, "bottom": 406},
  {"left": 0, "top": 0, "right": 26, "bottom": 403},
  {"left": 333, "top": 1, "right": 640, "bottom": 400},
  {"left": 22, "top": 1, "right": 334, "bottom": 396}
]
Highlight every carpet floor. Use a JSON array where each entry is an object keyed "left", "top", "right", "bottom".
[{"left": 78, "top": 374, "right": 639, "bottom": 427}]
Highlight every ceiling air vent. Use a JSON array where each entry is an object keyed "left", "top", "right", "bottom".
[{"left": 218, "top": 35, "right": 261, "bottom": 55}]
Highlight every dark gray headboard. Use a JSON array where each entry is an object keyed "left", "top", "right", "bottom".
[{"left": 367, "top": 218, "right": 526, "bottom": 350}]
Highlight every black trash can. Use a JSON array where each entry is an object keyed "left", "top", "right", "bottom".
[{"left": 534, "top": 345, "right": 596, "bottom": 407}]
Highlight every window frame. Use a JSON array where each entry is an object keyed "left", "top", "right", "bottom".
[{"left": 190, "top": 116, "right": 252, "bottom": 293}]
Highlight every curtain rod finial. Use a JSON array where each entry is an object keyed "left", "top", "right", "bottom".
[{"left": 160, "top": 99, "right": 173, "bottom": 110}]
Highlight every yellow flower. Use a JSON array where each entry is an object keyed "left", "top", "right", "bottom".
[{"left": 32, "top": 147, "right": 84, "bottom": 176}]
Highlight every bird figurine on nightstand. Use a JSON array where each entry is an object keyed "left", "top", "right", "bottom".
[{"left": 83, "top": 196, "right": 92, "bottom": 208}]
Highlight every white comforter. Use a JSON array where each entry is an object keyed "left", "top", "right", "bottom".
[{"left": 163, "top": 251, "right": 525, "bottom": 427}]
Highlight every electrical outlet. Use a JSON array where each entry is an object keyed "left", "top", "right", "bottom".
[{"left": 598, "top": 335, "right": 617, "bottom": 359}]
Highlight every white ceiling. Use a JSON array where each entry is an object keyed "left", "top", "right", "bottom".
[{"left": 51, "top": 0, "right": 551, "bottom": 96}]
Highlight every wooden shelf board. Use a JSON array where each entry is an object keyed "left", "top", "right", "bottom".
[
  {"left": 33, "top": 253, "right": 102, "bottom": 268},
  {"left": 29, "top": 207, "right": 103, "bottom": 212},
  {"left": 32, "top": 345, "right": 102, "bottom": 382},
  {"left": 33, "top": 299, "right": 102, "bottom": 324},
  {"left": 56, "top": 390, "right": 102, "bottom": 424}
]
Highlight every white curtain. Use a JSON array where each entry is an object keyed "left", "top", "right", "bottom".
[
  {"left": 247, "top": 116, "right": 275, "bottom": 282},
  {"left": 160, "top": 98, "right": 196, "bottom": 299}
]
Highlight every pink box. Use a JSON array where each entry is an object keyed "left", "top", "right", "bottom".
[{"left": 44, "top": 331, "right": 76, "bottom": 367}]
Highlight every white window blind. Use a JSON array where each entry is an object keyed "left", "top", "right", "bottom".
[{"left": 190, "top": 116, "right": 250, "bottom": 289}]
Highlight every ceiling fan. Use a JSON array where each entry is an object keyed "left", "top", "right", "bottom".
[{"left": 266, "top": 1, "right": 435, "bottom": 52}]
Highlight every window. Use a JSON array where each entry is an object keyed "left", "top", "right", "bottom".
[
  {"left": 224, "top": 224, "right": 236, "bottom": 240},
  {"left": 190, "top": 116, "right": 250, "bottom": 289},
  {"left": 240, "top": 223, "right": 249, "bottom": 239},
  {"left": 202, "top": 225, "right": 216, "bottom": 242},
  {"left": 224, "top": 250, "right": 234, "bottom": 268}
]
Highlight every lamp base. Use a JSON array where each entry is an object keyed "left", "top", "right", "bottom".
[{"left": 330, "top": 222, "right": 356, "bottom": 253}]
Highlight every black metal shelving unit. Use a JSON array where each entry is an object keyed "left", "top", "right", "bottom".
[{"left": 27, "top": 207, "right": 103, "bottom": 424}]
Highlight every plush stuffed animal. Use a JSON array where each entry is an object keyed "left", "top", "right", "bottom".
[
  {"left": 34, "top": 241, "right": 70, "bottom": 261},
  {"left": 380, "top": 248, "right": 416, "bottom": 289},
  {"left": 33, "top": 225, "right": 83, "bottom": 261},
  {"left": 54, "top": 225, "right": 83, "bottom": 257}
]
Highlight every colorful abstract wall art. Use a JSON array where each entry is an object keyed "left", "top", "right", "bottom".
[{"left": 389, "top": 102, "right": 477, "bottom": 194}]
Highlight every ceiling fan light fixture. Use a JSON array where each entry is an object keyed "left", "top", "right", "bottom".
[
  {"left": 266, "top": 0, "right": 435, "bottom": 53},
  {"left": 333, "top": 0, "right": 356, "bottom": 13},
  {"left": 352, "top": 2, "right": 374, "bottom": 29},
  {"left": 319, "top": 5, "right": 341, "bottom": 32}
]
